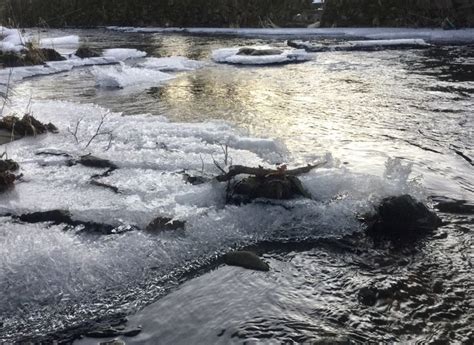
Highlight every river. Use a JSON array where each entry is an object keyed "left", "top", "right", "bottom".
[{"left": 0, "top": 28, "right": 472, "bottom": 343}]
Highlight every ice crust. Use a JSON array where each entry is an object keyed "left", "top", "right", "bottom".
[
  {"left": 0, "top": 26, "right": 25, "bottom": 52},
  {"left": 0, "top": 97, "right": 422, "bottom": 331},
  {"left": 212, "top": 47, "right": 312, "bottom": 65},
  {"left": 108, "top": 26, "right": 474, "bottom": 44},
  {"left": 138, "top": 56, "right": 205, "bottom": 72},
  {"left": 92, "top": 62, "right": 175, "bottom": 89}
]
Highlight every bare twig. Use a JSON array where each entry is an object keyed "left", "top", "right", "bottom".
[
  {"left": 1, "top": 68, "right": 13, "bottom": 116},
  {"left": 84, "top": 112, "right": 112, "bottom": 149},
  {"left": 67, "top": 117, "right": 83, "bottom": 143}
]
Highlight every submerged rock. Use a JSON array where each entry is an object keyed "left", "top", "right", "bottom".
[
  {"left": 223, "top": 251, "right": 270, "bottom": 271},
  {"left": 86, "top": 326, "right": 141, "bottom": 338},
  {"left": 145, "top": 217, "right": 185, "bottom": 233},
  {"left": 366, "top": 195, "right": 442, "bottom": 242},
  {"left": 0, "top": 47, "right": 65, "bottom": 67}
]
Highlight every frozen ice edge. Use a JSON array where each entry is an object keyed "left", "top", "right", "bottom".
[{"left": 107, "top": 27, "right": 474, "bottom": 44}]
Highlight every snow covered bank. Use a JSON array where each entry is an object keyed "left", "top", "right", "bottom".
[
  {"left": 0, "top": 26, "right": 25, "bottom": 52},
  {"left": 212, "top": 47, "right": 311, "bottom": 65},
  {"left": 107, "top": 26, "right": 474, "bottom": 44}
]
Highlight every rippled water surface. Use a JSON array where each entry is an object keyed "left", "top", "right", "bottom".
[{"left": 2, "top": 29, "right": 473, "bottom": 343}]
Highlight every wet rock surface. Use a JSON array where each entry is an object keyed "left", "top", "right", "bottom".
[
  {"left": 223, "top": 251, "right": 270, "bottom": 271},
  {"left": 237, "top": 47, "right": 284, "bottom": 56},
  {"left": 0, "top": 158, "right": 19, "bottom": 192},
  {"left": 75, "top": 46, "right": 102, "bottom": 58},
  {"left": 145, "top": 217, "right": 185, "bottom": 233},
  {"left": 366, "top": 195, "right": 442, "bottom": 242},
  {"left": 0, "top": 114, "right": 57, "bottom": 137}
]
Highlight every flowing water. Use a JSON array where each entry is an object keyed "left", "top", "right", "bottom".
[{"left": 0, "top": 29, "right": 472, "bottom": 343}]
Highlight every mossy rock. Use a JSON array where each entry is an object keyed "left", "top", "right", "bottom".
[
  {"left": 145, "top": 217, "right": 185, "bottom": 233},
  {"left": 75, "top": 46, "right": 102, "bottom": 59},
  {"left": 0, "top": 114, "right": 57, "bottom": 136}
]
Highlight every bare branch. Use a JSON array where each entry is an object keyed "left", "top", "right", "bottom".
[{"left": 84, "top": 112, "right": 111, "bottom": 149}]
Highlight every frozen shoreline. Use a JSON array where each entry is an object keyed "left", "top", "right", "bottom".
[{"left": 107, "top": 26, "right": 474, "bottom": 44}]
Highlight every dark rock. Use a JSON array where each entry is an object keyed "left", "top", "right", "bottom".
[
  {"left": 75, "top": 46, "right": 102, "bottom": 58},
  {"left": 19, "top": 210, "right": 73, "bottom": 224},
  {"left": 232, "top": 174, "right": 310, "bottom": 201},
  {"left": 0, "top": 159, "right": 19, "bottom": 173},
  {"left": 223, "top": 251, "right": 270, "bottom": 271},
  {"left": 358, "top": 286, "right": 377, "bottom": 306},
  {"left": 0, "top": 114, "right": 57, "bottom": 137},
  {"left": 145, "top": 217, "right": 185, "bottom": 232},
  {"left": 366, "top": 195, "right": 442, "bottom": 241},
  {"left": 85, "top": 326, "right": 141, "bottom": 339},
  {"left": 122, "top": 327, "right": 142, "bottom": 337},
  {"left": 78, "top": 155, "right": 118, "bottom": 169},
  {"left": 0, "top": 159, "right": 20, "bottom": 192},
  {"left": 182, "top": 173, "right": 209, "bottom": 185},
  {"left": 237, "top": 47, "right": 283, "bottom": 56},
  {"left": 38, "top": 48, "right": 66, "bottom": 62}
]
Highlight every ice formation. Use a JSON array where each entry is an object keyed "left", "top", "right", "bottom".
[
  {"left": 138, "top": 56, "right": 205, "bottom": 72},
  {"left": 0, "top": 26, "right": 25, "bottom": 52},
  {"left": 212, "top": 47, "right": 311, "bottom": 65},
  {"left": 92, "top": 62, "right": 175, "bottom": 89},
  {"left": 102, "top": 48, "right": 147, "bottom": 61},
  {"left": 107, "top": 26, "right": 474, "bottom": 44}
]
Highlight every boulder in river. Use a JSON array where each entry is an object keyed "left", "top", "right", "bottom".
[
  {"left": 75, "top": 46, "right": 102, "bottom": 58},
  {"left": 223, "top": 251, "right": 270, "bottom": 271},
  {"left": 366, "top": 195, "right": 442, "bottom": 242},
  {"left": 145, "top": 217, "right": 185, "bottom": 233},
  {"left": 237, "top": 47, "right": 284, "bottom": 56},
  {"left": 77, "top": 154, "right": 118, "bottom": 169}
]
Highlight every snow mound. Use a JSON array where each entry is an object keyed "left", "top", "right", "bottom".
[
  {"left": 348, "top": 38, "right": 429, "bottom": 47},
  {"left": 212, "top": 47, "right": 311, "bottom": 65},
  {"left": 0, "top": 26, "right": 25, "bottom": 52},
  {"left": 102, "top": 48, "right": 147, "bottom": 61},
  {"left": 92, "top": 63, "right": 175, "bottom": 89},
  {"left": 138, "top": 56, "right": 205, "bottom": 72}
]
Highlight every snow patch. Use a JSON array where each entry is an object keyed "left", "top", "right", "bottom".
[{"left": 0, "top": 26, "right": 25, "bottom": 52}]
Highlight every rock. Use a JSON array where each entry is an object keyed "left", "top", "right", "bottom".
[
  {"left": 78, "top": 155, "right": 118, "bottom": 169},
  {"left": 366, "top": 195, "right": 442, "bottom": 241},
  {"left": 19, "top": 210, "right": 73, "bottom": 224},
  {"left": 358, "top": 286, "right": 377, "bottom": 306},
  {"left": 0, "top": 159, "right": 19, "bottom": 173},
  {"left": 75, "top": 46, "right": 102, "bottom": 58},
  {"left": 145, "top": 217, "right": 185, "bottom": 233},
  {"left": 86, "top": 326, "right": 141, "bottom": 338},
  {"left": 223, "top": 251, "right": 270, "bottom": 271},
  {"left": 232, "top": 174, "right": 310, "bottom": 201},
  {"left": 237, "top": 47, "right": 283, "bottom": 56},
  {"left": 0, "top": 159, "right": 19, "bottom": 192},
  {"left": 37, "top": 48, "right": 65, "bottom": 62},
  {"left": 0, "top": 114, "right": 57, "bottom": 136}
]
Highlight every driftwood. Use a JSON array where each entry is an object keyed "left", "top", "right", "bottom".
[{"left": 216, "top": 162, "right": 325, "bottom": 182}]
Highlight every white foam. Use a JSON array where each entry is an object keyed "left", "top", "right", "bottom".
[
  {"left": 212, "top": 47, "right": 311, "bottom": 65},
  {"left": 92, "top": 63, "right": 175, "bottom": 89},
  {"left": 138, "top": 56, "right": 205, "bottom": 72}
]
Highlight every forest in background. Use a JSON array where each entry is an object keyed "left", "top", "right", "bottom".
[
  {"left": 0, "top": 0, "right": 473, "bottom": 28},
  {"left": 0, "top": 0, "right": 315, "bottom": 28}
]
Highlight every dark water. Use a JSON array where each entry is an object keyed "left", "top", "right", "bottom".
[{"left": 2, "top": 29, "right": 473, "bottom": 343}]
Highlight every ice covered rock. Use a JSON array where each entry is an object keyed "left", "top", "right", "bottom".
[
  {"left": 212, "top": 46, "right": 312, "bottom": 65},
  {"left": 75, "top": 46, "right": 102, "bottom": 58}
]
